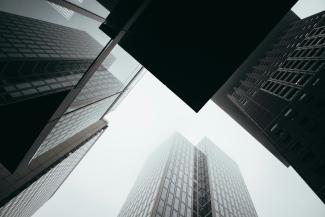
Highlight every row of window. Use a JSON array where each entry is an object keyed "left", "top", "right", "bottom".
[
  {"left": 289, "top": 46, "right": 325, "bottom": 58},
  {"left": 156, "top": 137, "right": 194, "bottom": 217},
  {"left": 308, "top": 26, "right": 325, "bottom": 37},
  {"left": 270, "top": 70, "right": 312, "bottom": 86},
  {"left": 0, "top": 11, "right": 102, "bottom": 59},
  {"left": 281, "top": 59, "right": 324, "bottom": 72},
  {"left": 299, "top": 34, "right": 325, "bottom": 48},
  {"left": 118, "top": 141, "right": 172, "bottom": 217},
  {"left": 261, "top": 80, "right": 299, "bottom": 101},
  {"left": 231, "top": 92, "right": 248, "bottom": 106},
  {"left": 67, "top": 67, "right": 123, "bottom": 112}
]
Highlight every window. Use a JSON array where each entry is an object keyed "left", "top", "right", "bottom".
[
  {"left": 158, "top": 200, "right": 165, "bottom": 215},
  {"left": 284, "top": 108, "right": 293, "bottom": 117}
]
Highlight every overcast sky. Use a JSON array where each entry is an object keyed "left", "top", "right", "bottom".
[{"left": 33, "top": 1, "right": 325, "bottom": 217}]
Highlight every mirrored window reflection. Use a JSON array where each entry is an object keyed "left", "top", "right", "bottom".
[
  {"left": 65, "top": 0, "right": 110, "bottom": 18},
  {"left": 106, "top": 45, "right": 142, "bottom": 91},
  {"left": 107, "top": 69, "right": 146, "bottom": 112},
  {"left": 0, "top": 0, "right": 112, "bottom": 104},
  {"left": 0, "top": 0, "right": 110, "bottom": 45}
]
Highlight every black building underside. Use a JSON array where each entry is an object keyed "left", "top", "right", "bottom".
[{"left": 99, "top": 0, "right": 298, "bottom": 111}]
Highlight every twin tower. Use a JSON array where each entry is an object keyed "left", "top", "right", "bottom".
[{"left": 118, "top": 133, "right": 258, "bottom": 217}]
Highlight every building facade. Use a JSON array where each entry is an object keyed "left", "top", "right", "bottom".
[
  {"left": 0, "top": 124, "right": 106, "bottom": 217},
  {"left": 0, "top": 0, "right": 143, "bottom": 216},
  {"left": 118, "top": 133, "right": 258, "bottom": 217},
  {"left": 212, "top": 11, "right": 325, "bottom": 203},
  {"left": 198, "top": 139, "right": 258, "bottom": 217}
]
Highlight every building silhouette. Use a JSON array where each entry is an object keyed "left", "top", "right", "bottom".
[
  {"left": 0, "top": 1, "right": 143, "bottom": 216},
  {"left": 118, "top": 133, "right": 258, "bottom": 217},
  {"left": 213, "top": 11, "right": 325, "bottom": 203},
  {"left": 99, "top": 0, "right": 298, "bottom": 111}
]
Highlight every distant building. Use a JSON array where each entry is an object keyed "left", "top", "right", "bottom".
[{"left": 118, "top": 133, "right": 258, "bottom": 217}]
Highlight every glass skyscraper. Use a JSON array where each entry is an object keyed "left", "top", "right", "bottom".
[
  {"left": 118, "top": 133, "right": 258, "bottom": 217},
  {"left": 0, "top": 128, "right": 105, "bottom": 217},
  {"left": 0, "top": 0, "right": 144, "bottom": 216}
]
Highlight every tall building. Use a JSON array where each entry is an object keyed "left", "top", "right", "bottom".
[
  {"left": 212, "top": 11, "right": 325, "bottom": 203},
  {"left": 118, "top": 133, "right": 258, "bottom": 217},
  {"left": 0, "top": 0, "right": 143, "bottom": 216},
  {"left": 0, "top": 8, "right": 103, "bottom": 171}
]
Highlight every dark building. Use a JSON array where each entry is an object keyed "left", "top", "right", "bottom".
[
  {"left": 118, "top": 133, "right": 258, "bottom": 217},
  {"left": 98, "top": 0, "right": 298, "bottom": 111},
  {"left": 97, "top": 0, "right": 119, "bottom": 12},
  {"left": 212, "top": 11, "right": 325, "bottom": 203},
  {"left": 0, "top": 0, "right": 143, "bottom": 216}
]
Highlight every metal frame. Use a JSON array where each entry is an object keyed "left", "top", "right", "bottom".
[
  {"left": 17, "top": 0, "right": 150, "bottom": 169},
  {"left": 46, "top": 0, "right": 106, "bottom": 22}
]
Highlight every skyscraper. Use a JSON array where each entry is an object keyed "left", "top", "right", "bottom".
[
  {"left": 212, "top": 11, "right": 325, "bottom": 203},
  {"left": 0, "top": 8, "right": 103, "bottom": 171},
  {"left": 0, "top": 0, "right": 143, "bottom": 216},
  {"left": 118, "top": 133, "right": 258, "bottom": 217}
]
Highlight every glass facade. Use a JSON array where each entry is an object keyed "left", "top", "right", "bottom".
[
  {"left": 0, "top": 0, "right": 143, "bottom": 167},
  {"left": 64, "top": 0, "right": 110, "bottom": 18},
  {"left": 198, "top": 139, "right": 258, "bottom": 217},
  {"left": 154, "top": 134, "right": 194, "bottom": 217},
  {"left": 0, "top": 131, "right": 101, "bottom": 217},
  {"left": 118, "top": 133, "right": 258, "bottom": 217},
  {"left": 0, "top": 0, "right": 109, "bottom": 45},
  {"left": 117, "top": 134, "right": 173, "bottom": 217},
  {"left": 66, "top": 64, "right": 123, "bottom": 113},
  {"left": 108, "top": 45, "right": 142, "bottom": 90},
  {"left": 0, "top": 10, "right": 103, "bottom": 105},
  {"left": 193, "top": 148, "right": 212, "bottom": 217},
  {"left": 32, "top": 96, "right": 117, "bottom": 160},
  {"left": 0, "top": 0, "right": 144, "bottom": 215}
]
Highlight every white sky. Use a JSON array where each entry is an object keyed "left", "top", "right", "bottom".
[{"left": 33, "top": 1, "right": 325, "bottom": 217}]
